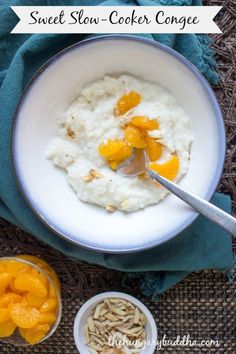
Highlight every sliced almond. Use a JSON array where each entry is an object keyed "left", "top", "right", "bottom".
[
  {"left": 82, "top": 169, "right": 104, "bottom": 182},
  {"left": 82, "top": 174, "right": 94, "bottom": 182},
  {"left": 140, "top": 313, "right": 146, "bottom": 326},
  {"left": 94, "top": 304, "right": 102, "bottom": 319},
  {"left": 100, "top": 309, "right": 108, "bottom": 317},
  {"left": 147, "top": 129, "right": 162, "bottom": 139},
  {"left": 104, "top": 299, "right": 112, "bottom": 311},
  {"left": 89, "top": 342, "right": 103, "bottom": 351},
  {"left": 88, "top": 348, "right": 99, "bottom": 354},
  {"left": 111, "top": 306, "right": 126, "bottom": 316},
  {"left": 116, "top": 326, "right": 143, "bottom": 335},
  {"left": 125, "top": 318, "right": 134, "bottom": 330},
  {"left": 87, "top": 316, "right": 95, "bottom": 332},
  {"left": 84, "top": 324, "right": 90, "bottom": 344},
  {"left": 66, "top": 127, "right": 76, "bottom": 139},
  {"left": 104, "top": 312, "right": 119, "bottom": 322},
  {"left": 108, "top": 321, "right": 124, "bottom": 328},
  {"left": 134, "top": 308, "right": 140, "bottom": 324},
  {"left": 106, "top": 205, "right": 117, "bottom": 213},
  {"left": 90, "top": 169, "right": 104, "bottom": 178},
  {"left": 90, "top": 334, "right": 105, "bottom": 346}
]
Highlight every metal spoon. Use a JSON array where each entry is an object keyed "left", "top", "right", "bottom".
[{"left": 117, "top": 149, "right": 236, "bottom": 236}]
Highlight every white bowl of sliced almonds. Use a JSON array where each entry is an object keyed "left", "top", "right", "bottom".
[{"left": 73, "top": 292, "right": 157, "bottom": 354}]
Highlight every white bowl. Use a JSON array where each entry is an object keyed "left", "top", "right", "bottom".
[
  {"left": 12, "top": 35, "right": 225, "bottom": 253},
  {"left": 73, "top": 291, "right": 157, "bottom": 354}
]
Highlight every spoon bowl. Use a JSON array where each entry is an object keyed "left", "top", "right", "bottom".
[{"left": 117, "top": 148, "right": 148, "bottom": 177}]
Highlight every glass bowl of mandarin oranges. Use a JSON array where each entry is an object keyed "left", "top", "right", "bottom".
[{"left": 0, "top": 255, "right": 62, "bottom": 346}]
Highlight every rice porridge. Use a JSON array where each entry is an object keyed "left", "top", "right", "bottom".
[{"left": 46, "top": 75, "right": 193, "bottom": 212}]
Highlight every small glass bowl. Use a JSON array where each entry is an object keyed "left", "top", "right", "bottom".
[{"left": 0, "top": 256, "right": 62, "bottom": 346}]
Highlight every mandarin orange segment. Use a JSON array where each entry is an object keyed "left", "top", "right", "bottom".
[
  {"left": 19, "top": 327, "right": 45, "bottom": 345},
  {"left": 33, "top": 323, "right": 50, "bottom": 333},
  {"left": 39, "top": 312, "right": 56, "bottom": 325},
  {"left": 108, "top": 144, "right": 132, "bottom": 162},
  {"left": 131, "top": 116, "right": 159, "bottom": 130},
  {"left": 124, "top": 125, "right": 146, "bottom": 148},
  {"left": 0, "top": 262, "right": 7, "bottom": 273},
  {"left": 18, "top": 255, "right": 61, "bottom": 292},
  {"left": 99, "top": 139, "right": 127, "bottom": 159},
  {"left": 49, "top": 284, "right": 57, "bottom": 298},
  {"left": 40, "top": 298, "right": 58, "bottom": 313},
  {"left": 8, "top": 278, "right": 24, "bottom": 294},
  {"left": 149, "top": 155, "right": 179, "bottom": 181},
  {"left": 0, "top": 273, "right": 12, "bottom": 296},
  {"left": 0, "top": 308, "right": 10, "bottom": 323},
  {"left": 146, "top": 137, "right": 162, "bottom": 162},
  {"left": 7, "top": 260, "right": 31, "bottom": 278},
  {"left": 138, "top": 173, "right": 149, "bottom": 180},
  {"left": 115, "top": 91, "right": 141, "bottom": 116},
  {"left": 108, "top": 160, "right": 122, "bottom": 170},
  {"left": 31, "top": 269, "right": 49, "bottom": 288},
  {"left": 14, "top": 273, "right": 48, "bottom": 298},
  {"left": 0, "top": 293, "right": 23, "bottom": 307},
  {"left": 99, "top": 139, "right": 133, "bottom": 169},
  {"left": 25, "top": 293, "right": 46, "bottom": 308},
  {"left": 0, "top": 319, "right": 16, "bottom": 337},
  {"left": 9, "top": 303, "right": 40, "bottom": 329}
]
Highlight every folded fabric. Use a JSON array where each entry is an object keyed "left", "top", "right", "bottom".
[{"left": 0, "top": 0, "right": 234, "bottom": 298}]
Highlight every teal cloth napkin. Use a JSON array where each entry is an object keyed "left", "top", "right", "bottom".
[{"left": 0, "top": 1, "right": 234, "bottom": 298}]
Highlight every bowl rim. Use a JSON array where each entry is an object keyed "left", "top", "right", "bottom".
[
  {"left": 11, "top": 34, "right": 226, "bottom": 254},
  {"left": 73, "top": 291, "right": 158, "bottom": 354}
]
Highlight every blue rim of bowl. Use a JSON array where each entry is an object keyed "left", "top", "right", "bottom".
[{"left": 11, "top": 34, "right": 226, "bottom": 254}]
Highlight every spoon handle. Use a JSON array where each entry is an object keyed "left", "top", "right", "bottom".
[{"left": 148, "top": 169, "right": 236, "bottom": 236}]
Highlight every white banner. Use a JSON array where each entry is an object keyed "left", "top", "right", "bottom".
[{"left": 11, "top": 6, "right": 222, "bottom": 34}]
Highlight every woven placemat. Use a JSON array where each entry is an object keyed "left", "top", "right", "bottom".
[{"left": 0, "top": 0, "right": 235, "bottom": 352}]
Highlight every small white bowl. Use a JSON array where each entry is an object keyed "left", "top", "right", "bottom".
[{"left": 73, "top": 291, "right": 157, "bottom": 354}]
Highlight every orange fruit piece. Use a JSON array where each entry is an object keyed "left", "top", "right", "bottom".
[
  {"left": 98, "top": 139, "right": 130, "bottom": 159},
  {"left": 146, "top": 137, "right": 162, "bottom": 162},
  {"left": 14, "top": 273, "right": 47, "bottom": 298},
  {"left": 149, "top": 155, "right": 179, "bottom": 181},
  {"left": 0, "top": 319, "right": 16, "bottom": 337},
  {"left": 18, "top": 255, "right": 61, "bottom": 293},
  {"left": 49, "top": 284, "right": 57, "bottom": 298},
  {"left": 25, "top": 293, "right": 46, "bottom": 308},
  {"left": 9, "top": 303, "right": 40, "bottom": 328},
  {"left": 138, "top": 173, "right": 149, "bottom": 180},
  {"left": 0, "top": 273, "right": 12, "bottom": 296},
  {"left": 39, "top": 312, "right": 56, "bottom": 325},
  {"left": 99, "top": 139, "right": 131, "bottom": 160},
  {"left": 0, "top": 262, "right": 7, "bottom": 273},
  {"left": 0, "top": 293, "right": 23, "bottom": 307},
  {"left": 114, "top": 91, "right": 141, "bottom": 116},
  {"left": 7, "top": 260, "right": 31, "bottom": 278},
  {"left": 33, "top": 323, "right": 50, "bottom": 333},
  {"left": 8, "top": 278, "right": 24, "bottom": 294},
  {"left": 125, "top": 125, "right": 146, "bottom": 148},
  {"left": 31, "top": 269, "right": 48, "bottom": 288},
  {"left": 131, "top": 116, "right": 159, "bottom": 130},
  {"left": 108, "top": 144, "right": 132, "bottom": 162},
  {"left": 19, "top": 327, "right": 45, "bottom": 345},
  {"left": 40, "top": 298, "right": 58, "bottom": 313},
  {"left": 108, "top": 160, "right": 122, "bottom": 170},
  {"left": 0, "top": 308, "right": 10, "bottom": 323}
]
